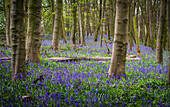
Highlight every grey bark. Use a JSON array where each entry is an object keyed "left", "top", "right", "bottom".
[
  {"left": 26, "top": 0, "right": 42, "bottom": 63},
  {"left": 108, "top": 0, "right": 129, "bottom": 77},
  {"left": 167, "top": 0, "right": 170, "bottom": 84},
  {"left": 156, "top": 0, "right": 166, "bottom": 64},
  {"left": 51, "top": 0, "right": 62, "bottom": 50},
  {"left": 10, "top": 0, "right": 26, "bottom": 81},
  {"left": 71, "top": 0, "right": 77, "bottom": 45},
  {"left": 5, "top": 0, "right": 11, "bottom": 46}
]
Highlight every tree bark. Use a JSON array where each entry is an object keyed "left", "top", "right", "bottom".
[
  {"left": 148, "top": 0, "right": 154, "bottom": 49},
  {"left": 94, "top": 0, "right": 102, "bottom": 42},
  {"left": 10, "top": 0, "right": 26, "bottom": 81},
  {"left": 26, "top": 0, "right": 42, "bottom": 63},
  {"left": 5, "top": 0, "right": 11, "bottom": 46},
  {"left": 167, "top": 0, "right": 170, "bottom": 84},
  {"left": 51, "top": 0, "right": 62, "bottom": 50},
  {"left": 71, "top": 0, "right": 77, "bottom": 46},
  {"left": 100, "top": 0, "right": 106, "bottom": 47},
  {"left": 60, "top": 1, "right": 67, "bottom": 43},
  {"left": 86, "top": 0, "right": 92, "bottom": 37},
  {"left": 65, "top": 0, "right": 70, "bottom": 36},
  {"left": 109, "top": 0, "right": 115, "bottom": 40},
  {"left": 133, "top": 16, "right": 141, "bottom": 57},
  {"left": 108, "top": 0, "right": 129, "bottom": 77},
  {"left": 78, "top": 0, "right": 85, "bottom": 46},
  {"left": 156, "top": 0, "right": 166, "bottom": 64},
  {"left": 50, "top": 0, "right": 55, "bottom": 34}
]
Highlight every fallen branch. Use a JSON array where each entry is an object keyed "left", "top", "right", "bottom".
[
  {"left": 0, "top": 57, "right": 11, "bottom": 61},
  {"left": 48, "top": 56, "right": 141, "bottom": 62}
]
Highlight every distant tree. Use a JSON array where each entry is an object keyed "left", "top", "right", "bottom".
[
  {"left": 109, "top": 0, "right": 115, "bottom": 40},
  {"left": 156, "top": 0, "right": 166, "bottom": 64},
  {"left": 85, "top": 0, "right": 92, "bottom": 37},
  {"left": 51, "top": 0, "right": 62, "bottom": 50},
  {"left": 71, "top": 0, "right": 77, "bottom": 46},
  {"left": 26, "top": 0, "right": 42, "bottom": 63},
  {"left": 60, "top": 1, "right": 67, "bottom": 43},
  {"left": 10, "top": 0, "right": 26, "bottom": 81},
  {"left": 94, "top": 0, "right": 102, "bottom": 42},
  {"left": 78, "top": 0, "right": 85, "bottom": 46},
  {"left": 4, "top": 0, "right": 11, "bottom": 46},
  {"left": 167, "top": 0, "right": 170, "bottom": 84},
  {"left": 108, "top": 0, "right": 129, "bottom": 77}
]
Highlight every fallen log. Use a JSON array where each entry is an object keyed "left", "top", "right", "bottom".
[
  {"left": 47, "top": 56, "right": 141, "bottom": 62},
  {"left": 0, "top": 56, "right": 141, "bottom": 62},
  {"left": 0, "top": 57, "right": 11, "bottom": 61}
]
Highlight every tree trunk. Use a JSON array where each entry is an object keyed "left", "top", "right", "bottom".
[
  {"left": 10, "top": 0, "right": 26, "bottom": 81},
  {"left": 133, "top": 16, "right": 141, "bottom": 57},
  {"left": 60, "top": 1, "right": 67, "bottom": 43},
  {"left": 5, "top": 0, "right": 11, "bottom": 46},
  {"left": 26, "top": 0, "right": 42, "bottom": 63},
  {"left": 50, "top": 0, "right": 55, "bottom": 34},
  {"left": 51, "top": 0, "right": 62, "bottom": 50},
  {"left": 78, "top": 0, "right": 85, "bottom": 46},
  {"left": 156, "top": 0, "right": 166, "bottom": 64},
  {"left": 100, "top": 0, "right": 106, "bottom": 47},
  {"left": 109, "top": 0, "right": 115, "bottom": 40},
  {"left": 71, "top": 0, "right": 77, "bottom": 46},
  {"left": 128, "top": 4, "right": 133, "bottom": 51},
  {"left": 86, "top": 0, "right": 92, "bottom": 37},
  {"left": 108, "top": 0, "right": 129, "bottom": 77},
  {"left": 148, "top": 0, "right": 154, "bottom": 49},
  {"left": 65, "top": 0, "right": 70, "bottom": 36},
  {"left": 167, "top": 0, "right": 170, "bottom": 84},
  {"left": 94, "top": 0, "right": 102, "bottom": 42}
]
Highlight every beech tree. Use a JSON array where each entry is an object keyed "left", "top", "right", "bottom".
[
  {"left": 4, "top": 0, "right": 11, "bottom": 46},
  {"left": 78, "top": 0, "right": 85, "bottom": 46},
  {"left": 108, "top": 0, "right": 129, "bottom": 77},
  {"left": 51, "top": 0, "right": 62, "bottom": 50},
  {"left": 71, "top": 0, "right": 77, "bottom": 46},
  {"left": 94, "top": 0, "right": 102, "bottom": 42},
  {"left": 156, "top": 0, "right": 166, "bottom": 64},
  {"left": 26, "top": 0, "right": 42, "bottom": 63},
  {"left": 167, "top": 0, "right": 170, "bottom": 84},
  {"left": 10, "top": 0, "right": 26, "bottom": 81}
]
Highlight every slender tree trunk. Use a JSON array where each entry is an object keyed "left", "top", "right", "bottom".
[
  {"left": 156, "top": 0, "right": 166, "bottom": 64},
  {"left": 133, "top": 16, "right": 141, "bottom": 57},
  {"left": 148, "top": 0, "right": 154, "bottom": 49},
  {"left": 78, "top": 0, "right": 85, "bottom": 46},
  {"left": 109, "top": 0, "right": 115, "bottom": 40},
  {"left": 137, "top": 0, "right": 154, "bottom": 49},
  {"left": 24, "top": 0, "right": 29, "bottom": 37},
  {"left": 94, "top": 0, "right": 102, "bottom": 42},
  {"left": 108, "top": 0, "right": 129, "bottom": 77},
  {"left": 5, "top": 0, "right": 11, "bottom": 46},
  {"left": 86, "top": 0, "right": 92, "bottom": 36},
  {"left": 60, "top": 1, "right": 67, "bottom": 43},
  {"left": 128, "top": 4, "right": 133, "bottom": 51},
  {"left": 51, "top": 0, "right": 62, "bottom": 50},
  {"left": 71, "top": 0, "right": 77, "bottom": 46},
  {"left": 10, "top": 0, "right": 26, "bottom": 81},
  {"left": 65, "top": 0, "right": 69, "bottom": 36},
  {"left": 26, "top": 0, "right": 42, "bottom": 63},
  {"left": 167, "top": 0, "right": 170, "bottom": 84},
  {"left": 50, "top": 0, "right": 55, "bottom": 34},
  {"left": 100, "top": 0, "right": 105, "bottom": 47}
]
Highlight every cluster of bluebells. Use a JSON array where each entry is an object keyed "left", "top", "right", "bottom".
[{"left": 0, "top": 36, "right": 169, "bottom": 106}]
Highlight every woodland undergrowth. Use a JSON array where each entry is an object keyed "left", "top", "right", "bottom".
[{"left": 0, "top": 35, "right": 169, "bottom": 106}]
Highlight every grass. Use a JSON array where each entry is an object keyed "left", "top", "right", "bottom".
[{"left": 0, "top": 35, "right": 169, "bottom": 106}]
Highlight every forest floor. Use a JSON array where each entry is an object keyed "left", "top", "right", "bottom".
[{"left": 0, "top": 35, "right": 169, "bottom": 106}]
